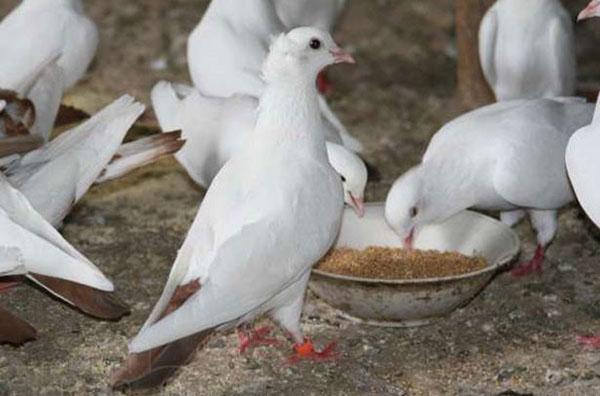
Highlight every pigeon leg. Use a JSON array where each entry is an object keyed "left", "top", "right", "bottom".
[
  {"left": 511, "top": 210, "right": 557, "bottom": 278},
  {"left": 269, "top": 272, "right": 339, "bottom": 363},
  {"left": 317, "top": 71, "right": 332, "bottom": 95},
  {"left": 289, "top": 338, "right": 338, "bottom": 364},
  {"left": 237, "top": 325, "right": 279, "bottom": 354},
  {"left": 577, "top": 335, "right": 600, "bottom": 349},
  {"left": 500, "top": 209, "right": 526, "bottom": 227},
  {"left": 511, "top": 245, "right": 544, "bottom": 277}
]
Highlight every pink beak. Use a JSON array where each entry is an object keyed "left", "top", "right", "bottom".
[
  {"left": 349, "top": 194, "right": 365, "bottom": 218},
  {"left": 330, "top": 48, "right": 356, "bottom": 64},
  {"left": 404, "top": 228, "right": 415, "bottom": 251},
  {"left": 578, "top": 0, "right": 600, "bottom": 21}
]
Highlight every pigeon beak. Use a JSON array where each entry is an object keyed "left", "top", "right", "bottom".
[
  {"left": 348, "top": 194, "right": 365, "bottom": 218},
  {"left": 404, "top": 228, "right": 415, "bottom": 251},
  {"left": 578, "top": 0, "right": 600, "bottom": 21},
  {"left": 330, "top": 47, "right": 356, "bottom": 64}
]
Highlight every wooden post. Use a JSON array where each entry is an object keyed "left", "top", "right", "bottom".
[{"left": 456, "top": 0, "right": 496, "bottom": 110}]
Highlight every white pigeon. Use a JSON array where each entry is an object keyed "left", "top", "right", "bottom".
[
  {"left": 578, "top": 0, "right": 600, "bottom": 21},
  {"left": 112, "top": 27, "right": 353, "bottom": 389},
  {"left": 479, "top": 0, "right": 576, "bottom": 101},
  {"left": 566, "top": 95, "right": 600, "bottom": 229},
  {"left": 0, "top": 95, "right": 183, "bottom": 228},
  {"left": 0, "top": 0, "right": 98, "bottom": 91},
  {"left": 187, "top": 0, "right": 363, "bottom": 152},
  {"left": 0, "top": 173, "right": 129, "bottom": 344},
  {"left": 385, "top": 97, "right": 593, "bottom": 277},
  {"left": 151, "top": 81, "right": 367, "bottom": 216},
  {"left": 274, "top": 0, "right": 347, "bottom": 32}
]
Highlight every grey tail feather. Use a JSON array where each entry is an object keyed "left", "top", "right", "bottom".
[
  {"left": 30, "top": 274, "right": 130, "bottom": 320},
  {"left": 0, "top": 135, "right": 43, "bottom": 157},
  {"left": 111, "top": 329, "right": 215, "bottom": 390},
  {"left": 95, "top": 131, "right": 185, "bottom": 184},
  {"left": 0, "top": 304, "right": 37, "bottom": 345}
]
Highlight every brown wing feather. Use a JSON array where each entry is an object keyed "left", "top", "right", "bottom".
[
  {"left": 0, "top": 304, "right": 37, "bottom": 345},
  {"left": 111, "top": 279, "right": 215, "bottom": 390},
  {"left": 30, "top": 274, "right": 130, "bottom": 320},
  {"left": 0, "top": 135, "right": 43, "bottom": 157}
]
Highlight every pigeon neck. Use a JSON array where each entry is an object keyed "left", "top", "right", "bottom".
[{"left": 254, "top": 78, "right": 326, "bottom": 154}]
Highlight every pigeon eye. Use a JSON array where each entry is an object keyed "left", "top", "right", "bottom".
[
  {"left": 340, "top": 175, "right": 347, "bottom": 182},
  {"left": 309, "top": 38, "right": 321, "bottom": 50},
  {"left": 409, "top": 207, "right": 418, "bottom": 218}
]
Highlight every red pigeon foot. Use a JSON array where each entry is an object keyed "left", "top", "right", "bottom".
[
  {"left": 288, "top": 339, "right": 338, "bottom": 364},
  {"left": 238, "top": 326, "right": 279, "bottom": 354},
  {"left": 317, "top": 71, "right": 333, "bottom": 95},
  {"left": 577, "top": 335, "right": 600, "bottom": 348},
  {"left": 511, "top": 245, "right": 544, "bottom": 278}
]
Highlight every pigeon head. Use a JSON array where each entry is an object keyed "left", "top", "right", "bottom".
[
  {"left": 579, "top": 0, "right": 600, "bottom": 21},
  {"left": 385, "top": 166, "right": 425, "bottom": 249},
  {"left": 262, "top": 27, "right": 355, "bottom": 84},
  {"left": 327, "top": 143, "right": 367, "bottom": 217}
]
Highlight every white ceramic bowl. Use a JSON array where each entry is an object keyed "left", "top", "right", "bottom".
[{"left": 309, "top": 203, "right": 520, "bottom": 327}]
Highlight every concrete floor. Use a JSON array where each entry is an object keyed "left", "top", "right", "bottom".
[{"left": 2, "top": 0, "right": 600, "bottom": 394}]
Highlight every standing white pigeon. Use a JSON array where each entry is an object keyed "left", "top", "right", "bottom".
[
  {"left": 187, "top": 0, "right": 363, "bottom": 152},
  {"left": 479, "top": 0, "right": 576, "bottom": 101},
  {"left": 0, "top": 173, "right": 128, "bottom": 345},
  {"left": 112, "top": 27, "right": 353, "bottom": 389},
  {"left": 274, "top": 0, "right": 347, "bottom": 32},
  {"left": 0, "top": 96, "right": 183, "bottom": 228},
  {"left": 385, "top": 98, "right": 593, "bottom": 277},
  {"left": 151, "top": 81, "right": 367, "bottom": 216}
]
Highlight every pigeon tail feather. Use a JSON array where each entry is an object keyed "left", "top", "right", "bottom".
[
  {"left": 151, "top": 81, "right": 184, "bottom": 132},
  {"left": 112, "top": 280, "right": 215, "bottom": 390},
  {"left": 0, "top": 304, "right": 37, "bottom": 345},
  {"left": 95, "top": 131, "right": 185, "bottom": 184},
  {"left": 29, "top": 274, "right": 129, "bottom": 320}
]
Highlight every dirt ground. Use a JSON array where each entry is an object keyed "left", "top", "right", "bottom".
[{"left": 3, "top": 0, "right": 600, "bottom": 394}]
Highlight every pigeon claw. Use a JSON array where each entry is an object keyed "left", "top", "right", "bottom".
[
  {"left": 577, "top": 335, "right": 600, "bottom": 349},
  {"left": 510, "top": 245, "right": 544, "bottom": 278},
  {"left": 238, "top": 326, "right": 279, "bottom": 354},
  {"left": 289, "top": 339, "right": 338, "bottom": 364}
]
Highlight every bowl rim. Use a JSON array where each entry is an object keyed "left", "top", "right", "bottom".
[{"left": 312, "top": 206, "right": 520, "bottom": 285}]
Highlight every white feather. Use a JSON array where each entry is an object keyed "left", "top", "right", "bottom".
[
  {"left": 478, "top": 0, "right": 576, "bottom": 100},
  {"left": 4, "top": 95, "right": 145, "bottom": 227},
  {"left": 0, "top": 174, "right": 113, "bottom": 291}
]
